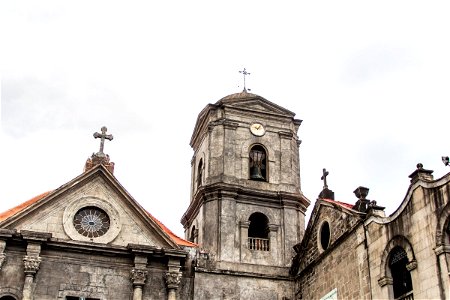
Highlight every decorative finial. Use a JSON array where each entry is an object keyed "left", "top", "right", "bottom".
[
  {"left": 93, "top": 126, "right": 113, "bottom": 156},
  {"left": 442, "top": 156, "right": 449, "bottom": 166},
  {"left": 84, "top": 126, "right": 115, "bottom": 174},
  {"left": 321, "top": 168, "right": 329, "bottom": 189},
  {"left": 239, "top": 68, "right": 251, "bottom": 92}
]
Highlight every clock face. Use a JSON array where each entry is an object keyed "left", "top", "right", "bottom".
[{"left": 250, "top": 123, "right": 265, "bottom": 136}]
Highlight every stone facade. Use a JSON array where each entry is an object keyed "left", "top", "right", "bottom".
[
  {"left": 1, "top": 90, "right": 449, "bottom": 300},
  {"left": 291, "top": 165, "right": 450, "bottom": 300}
]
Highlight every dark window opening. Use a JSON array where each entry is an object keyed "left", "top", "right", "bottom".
[
  {"left": 189, "top": 225, "right": 198, "bottom": 243},
  {"left": 248, "top": 212, "right": 270, "bottom": 251},
  {"left": 447, "top": 221, "right": 450, "bottom": 244},
  {"left": 249, "top": 145, "right": 267, "bottom": 181},
  {"left": 320, "top": 221, "right": 330, "bottom": 250},
  {"left": 0, "top": 296, "right": 17, "bottom": 300},
  {"left": 197, "top": 159, "right": 203, "bottom": 188},
  {"left": 389, "top": 246, "right": 413, "bottom": 299}
]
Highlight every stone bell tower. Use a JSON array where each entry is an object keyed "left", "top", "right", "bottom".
[{"left": 181, "top": 90, "right": 310, "bottom": 272}]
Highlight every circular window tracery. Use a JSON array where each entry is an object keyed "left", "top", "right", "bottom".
[{"left": 73, "top": 206, "right": 110, "bottom": 238}]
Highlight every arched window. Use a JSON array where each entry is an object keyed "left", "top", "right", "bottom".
[
  {"left": 197, "top": 159, "right": 203, "bottom": 188},
  {"left": 189, "top": 225, "right": 198, "bottom": 243},
  {"left": 389, "top": 246, "right": 413, "bottom": 299},
  {"left": 0, "top": 296, "right": 17, "bottom": 300},
  {"left": 249, "top": 145, "right": 267, "bottom": 181},
  {"left": 248, "top": 212, "right": 269, "bottom": 251}
]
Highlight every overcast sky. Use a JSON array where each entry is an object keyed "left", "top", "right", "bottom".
[{"left": 1, "top": 1, "right": 449, "bottom": 237}]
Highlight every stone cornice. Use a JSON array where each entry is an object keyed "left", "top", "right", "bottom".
[
  {"left": 21, "top": 230, "right": 52, "bottom": 242},
  {"left": 181, "top": 182, "right": 308, "bottom": 227}
]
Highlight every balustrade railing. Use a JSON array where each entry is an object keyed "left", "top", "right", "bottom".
[
  {"left": 396, "top": 291, "right": 413, "bottom": 300},
  {"left": 248, "top": 237, "right": 269, "bottom": 251}
]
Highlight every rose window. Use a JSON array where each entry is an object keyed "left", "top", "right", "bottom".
[{"left": 73, "top": 207, "right": 110, "bottom": 238}]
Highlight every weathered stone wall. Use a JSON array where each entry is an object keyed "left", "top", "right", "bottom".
[
  {"left": 0, "top": 245, "right": 193, "bottom": 300},
  {"left": 299, "top": 204, "right": 360, "bottom": 269},
  {"left": 296, "top": 228, "right": 370, "bottom": 300},
  {"left": 366, "top": 179, "right": 450, "bottom": 299},
  {"left": 193, "top": 271, "right": 294, "bottom": 300}
]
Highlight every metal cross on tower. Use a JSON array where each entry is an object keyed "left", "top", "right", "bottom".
[
  {"left": 321, "top": 168, "right": 329, "bottom": 188},
  {"left": 93, "top": 126, "right": 113, "bottom": 156},
  {"left": 239, "top": 68, "right": 251, "bottom": 92}
]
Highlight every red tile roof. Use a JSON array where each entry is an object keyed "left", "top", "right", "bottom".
[
  {"left": 147, "top": 212, "right": 197, "bottom": 247},
  {"left": 322, "top": 198, "right": 354, "bottom": 209},
  {"left": 0, "top": 192, "right": 196, "bottom": 248},
  {"left": 0, "top": 191, "right": 52, "bottom": 222}
]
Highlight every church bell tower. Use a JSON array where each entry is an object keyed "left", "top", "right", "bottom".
[{"left": 181, "top": 90, "right": 310, "bottom": 270}]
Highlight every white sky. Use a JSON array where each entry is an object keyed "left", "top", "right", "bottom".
[{"left": 1, "top": 1, "right": 449, "bottom": 238}]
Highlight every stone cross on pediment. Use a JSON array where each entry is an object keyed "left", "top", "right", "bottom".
[
  {"left": 321, "top": 168, "right": 329, "bottom": 189},
  {"left": 93, "top": 126, "right": 113, "bottom": 156}
]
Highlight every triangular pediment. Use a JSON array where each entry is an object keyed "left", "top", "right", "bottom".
[
  {"left": 290, "top": 199, "right": 360, "bottom": 275},
  {"left": 0, "top": 165, "right": 187, "bottom": 250},
  {"left": 190, "top": 92, "right": 299, "bottom": 148},
  {"left": 217, "top": 93, "right": 296, "bottom": 117}
]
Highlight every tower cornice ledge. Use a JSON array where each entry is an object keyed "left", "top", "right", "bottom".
[{"left": 181, "top": 182, "right": 308, "bottom": 228}]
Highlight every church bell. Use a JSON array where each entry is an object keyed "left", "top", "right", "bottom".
[
  {"left": 250, "top": 149, "right": 266, "bottom": 180},
  {"left": 250, "top": 166, "right": 265, "bottom": 180}
]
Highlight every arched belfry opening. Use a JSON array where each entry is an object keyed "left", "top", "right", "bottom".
[
  {"left": 189, "top": 225, "right": 198, "bottom": 243},
  {"left": 249, "top": 145, "right": 267, "bottom": 181},
  {"left": 389, "top": 246, "right": 413, "bottom": 299},
  {"left": 248, "top": 212, "right": 269, "bottom": 251}
]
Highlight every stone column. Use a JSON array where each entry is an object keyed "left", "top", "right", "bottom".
[
  {"left": 165, "top": 258, "right": 182, "bottom": 300},
  {"left": 0, "top": 229, "right": 14, "bottom": 271},
  {"left": 0, "top": 240, "right": 6, "bottom": 270},
  {"left": 165, "top": 271, "right": 181, "bottom": 300},
  {"left": 22, "top": 255, "right": 42, "bottom": 300},
  {"left": 130, "top": 268, "right": 148, "bottom": 300},
  {"left": 434, "top": 245, "right": 450, "bottom": 299},
  {"left": 20, "top": 231, "right": 51, "bottom": 300},
  {"left": 129, "top": 252, "right": 148, "bottom": 300}
]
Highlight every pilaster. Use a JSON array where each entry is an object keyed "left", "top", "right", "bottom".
[
  {"left": 20, "top": 230, "right": 51, "bottom": 300},
  {"left": 165, "top": 258, "right": 182, "bottom": 300}
]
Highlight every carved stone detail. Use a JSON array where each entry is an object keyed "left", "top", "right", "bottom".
[
  {"left": 131, "top": 268, "right": 148, "bottom": 286},
  {"left": 165, "top": 271, "right": 182, "bottom": 289},
  {"left": 0, "top": 253, "right": 6, "bottom": 270},
  {"left": 23, "top": 255, "right": 42, "bottom": 275},
  {"left": 406, "top": 260, "right": 417, "bottom": 271},
  {"left": 378, "top": 276, "right": 393, "bottom": 287}
]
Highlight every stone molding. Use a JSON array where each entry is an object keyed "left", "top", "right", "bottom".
[
  {"left": 434, "top": 244, "right": 450, "bottom": 256},
  {"left": 165, "top": 271, "right": 182, "bottom": 289},
  {"left": 23, "top": 255, "right": 42, "bottom": 275},
  {"left": 130, "top": 268, "right": 148, "bottom": 286},
  {"left": 378, "top": 276, "right": 393, "bottom": 287},
  {"left": 406, "top": 260, "right": 417, "bottom": 271}
]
